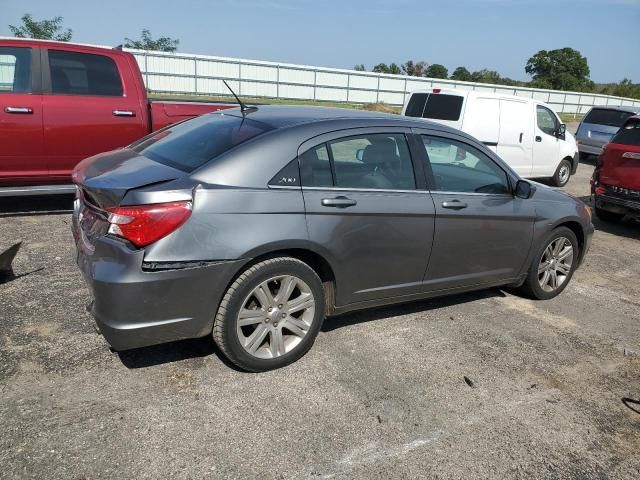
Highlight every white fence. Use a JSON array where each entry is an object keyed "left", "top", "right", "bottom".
[
  {"left": 129, "top": 48, "right": 640, "bottom": 115},
  {"left": 2, "top": 45, "right": 640, "bottom": 114}
]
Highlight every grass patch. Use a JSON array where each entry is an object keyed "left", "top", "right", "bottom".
[{"left": 149, "top": 92, "right": 400, "bottom": 113}]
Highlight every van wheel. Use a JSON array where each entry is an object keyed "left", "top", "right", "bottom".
[
  {"left": 551, "top": 159, "right": 572, "bottom": 187},
  {"left": 212, "top": 257, "right": 325, "bottom": 372},
  {"left": 517, "top": 227, "right": 579, "bottom": 300}
]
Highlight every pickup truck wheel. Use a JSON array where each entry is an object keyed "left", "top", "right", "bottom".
[
  {"left": 551, "top": 158, "right": 572, "bottom": 187},
  {"left": 212, "top": 257, "right": 325, "bottom": 372},
  {"left": 517, "top": 227, "right": 579, "bottom": 300}
]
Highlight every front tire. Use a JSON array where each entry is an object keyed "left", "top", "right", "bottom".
[
  {"left": 213, "top": 257, "right": 325, "bottom": 372},
  {"left": 517, "top": 227, "right": 579, "bottom": 300},
  {"left": 551, "top": 158, "right": 572, "bottom": 187}
]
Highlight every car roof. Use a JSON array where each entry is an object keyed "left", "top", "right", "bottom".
[
  {"left": 219, "top": 104, "right": 463, "bottom": 134},
  {"left": 587, "top": 105, "right": 640, "bottom": 114}
]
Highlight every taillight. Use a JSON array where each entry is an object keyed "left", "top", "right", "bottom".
[{"left": 106, "top": 201, "right": 192, "bottom": 248}]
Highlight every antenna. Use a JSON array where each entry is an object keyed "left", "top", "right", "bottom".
[{"left": 222, "top": 80, "right": 257, "bottom": 114}]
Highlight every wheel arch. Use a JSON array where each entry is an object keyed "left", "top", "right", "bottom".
[{"left": 231, "top": 244, "right": 339, "bottom": 315}]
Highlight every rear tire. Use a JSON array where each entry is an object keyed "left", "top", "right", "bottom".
[
  {"left": 551, "top": 158, "right": 572, "bottom": 187},
  {"left": 595, "top": 205, "right": 624, "bottom": 223},
  {"left": 517, "top": 227, "right": 579, "bottom": 300},
  {"left": 212, "top": 257, "right": 325, "bottom": 372}
]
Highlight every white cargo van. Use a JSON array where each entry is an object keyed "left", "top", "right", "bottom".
[{"left": 402, "top": 89, "right": 578, "bottom": 186}]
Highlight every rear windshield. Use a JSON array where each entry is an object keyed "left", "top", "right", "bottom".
[
  {"left": 131, "top": 113, "right": 273, "bottom": 172},
  {"left": 583, "top": 108, "right": 634, "bottom": 128},
  {"left": 405, "top": 93, "right": 463, "bottom": 121},
  {"left": 611, "top": 118, "right": 640, "bottom": 147},
  {"left": 423, "top": 94, "right": 464, "bottom": 121},
  {"left": 405, "top": 93, "right": 428, "bottom": 117}
]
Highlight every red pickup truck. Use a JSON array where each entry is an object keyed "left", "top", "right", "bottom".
[{"left": 0, "top": 38, "right": 233, "bottom": 196}]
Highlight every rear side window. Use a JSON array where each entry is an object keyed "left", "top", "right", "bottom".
[
  {"left": 131, "top": 113, "right": 274, "bottom": 172},
  {"left": 0, "top": 47, "right": 31, "bottom": 93},
  {"left": 423, "top": 94, "right": 464, "bottom": 121},
  {"left": 611, "top": 119, "right": 640, "bottom": 147},
  {"left": 583, "top": 108, "right": 634, "bottom": 128},
  {"left": 48, "top": 50, "right": 123, "bottom": 96},
  {"left": 300, "top": 134, "right": 416, "bottom": 190}
]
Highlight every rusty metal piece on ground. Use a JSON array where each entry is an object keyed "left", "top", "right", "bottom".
[{"left": 0, "top": 242, "right": 22, "bottom": 279}]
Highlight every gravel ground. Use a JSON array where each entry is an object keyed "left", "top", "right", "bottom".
[{"left": 1, "top": 150, "right": 639, "bottom": 479}]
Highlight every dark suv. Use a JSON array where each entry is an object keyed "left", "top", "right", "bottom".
[{"left": 72, "top": 106, "right": 593, "bottom": 371}]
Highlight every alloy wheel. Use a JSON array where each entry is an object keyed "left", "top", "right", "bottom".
[
  {"left": 537, "top": 237, "right": 574, "bottom": 292},
  {"left": 236, "top": 275, "right": 316, "bottom": 359}
]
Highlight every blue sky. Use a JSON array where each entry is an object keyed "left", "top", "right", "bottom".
[{"left": 1, "top": 0, "right": 638, "bottom": 82}]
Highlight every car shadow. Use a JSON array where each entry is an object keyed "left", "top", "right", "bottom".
[
  {"left": 0, "top": 194, "right": 74, "bottom": 217},
  {"left": 322, "top": 288, "right": 506, "bottom": 332},
  {"left": 117, "top": 336, "right": 244, "bottom": 372},
  {"left": 575, "top": 195, "right": 640, "bottom": 241},
  {"left": 116, "top": 289, "right": 506, "bottom": 370}
]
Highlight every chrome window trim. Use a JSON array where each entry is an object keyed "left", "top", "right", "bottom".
[
  {"left": 300, "top": 186, "right": 426, "bottom": 194},
  {"left": 271, "top": 184, "right": 513, "bottom": 197}
]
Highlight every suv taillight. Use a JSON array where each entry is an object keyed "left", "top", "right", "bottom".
[{"left": 106, "top": 201, "right": 192, "bottom": 247}]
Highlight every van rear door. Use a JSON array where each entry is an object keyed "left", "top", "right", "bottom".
[{"left": 497, "top": 99, "right": 533, "bottom": 177}]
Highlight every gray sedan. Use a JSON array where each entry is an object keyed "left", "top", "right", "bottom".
[{"left": 72, "top": 106, "right": 594, "bottom": 371}]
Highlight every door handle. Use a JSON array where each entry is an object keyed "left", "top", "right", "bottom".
[
  {"left": 321, "top": 196, "right": 357, "bottom": 208},
  {"left": 535, "top": 136, "right": 542, "bottom": 142},
  {"left": 5, "top": 106, "right": 33, "bottom": 114},
  {"left": 112, "top": 110, "right": 135, "bottom": 117},
  {"left": 441, "top": 200, "right": 468, "bottom": 210},
  {"left": 519, "top": 132, "right": 523, "bottom": 143}
]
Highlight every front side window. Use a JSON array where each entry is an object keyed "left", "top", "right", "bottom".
[
  {"left": 48, "top": 50, "right": 123, "bottom": 96},
  {"left": 422, "top": 135, "right": 509, "bottom": 194},
  {"left": 536, "top": 105, "right": 559, "bottom": 136},
  {"left": 300, "top": 134, "right": 416, "bottom": 190},
  {"left": 0, "top": 47, "right": 31, "bottom": 93}
]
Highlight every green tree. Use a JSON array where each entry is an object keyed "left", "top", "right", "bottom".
[
  {"left": 425, "top": 64, "right": 448, "bottom": 79},
  {"left": 450, "top": 66, "right": 472, "bottom": 81},
  {"left": 373, "top": 63, "right": 402, "bottom": 75},
  {"left": 471, "top": 69, "right": 503, "bottom": 84},
  {"left": 525, "top": 47, "right": 593, "bottom": 91},
  {"left": 9, "top": 14, "right": 72, "bottom": 41},
  {"left": 401, "top": 60, "right": 427, "bottom": 77},
  {"left": 124, "top": 29, "right": 179, "bottom": 52},
  {"left": 354, "top": 64, "right": 366, "bottom": 71}
]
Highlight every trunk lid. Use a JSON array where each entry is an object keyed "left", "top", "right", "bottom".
[
  {"left": 72, "top": 148, "right": 184, "bottom": 209},
  {"left": 577, "top": 122, "right": 619, "bottom": 149}
]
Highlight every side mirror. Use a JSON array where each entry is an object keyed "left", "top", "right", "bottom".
[
  {"left": 556, "top": 123, "right": 566, "bottom": 140},
  {"left": 356, "top": 149, "right": 364, "bottom": 161},
  {"left": 514, "top": 179, "right": 535, "bottom": 199}
]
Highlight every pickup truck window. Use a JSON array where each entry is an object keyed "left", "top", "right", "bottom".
[
  {"left": 131, "top": 113, "right": 274, "bottom": 172},
  {"left": 0, "top": 47, "right": 31, "bottom": 93},
  {"left": 48, "top": 50, "right": 123, "bottom": 96}
]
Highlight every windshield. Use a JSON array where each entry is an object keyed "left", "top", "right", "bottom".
[{"left": 131, "top": 113, "right": 274, "bottom": 172}]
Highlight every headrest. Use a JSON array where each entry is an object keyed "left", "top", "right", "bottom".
[{"left": 362, "top": 139, "right": 397, "bottom": 167}]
